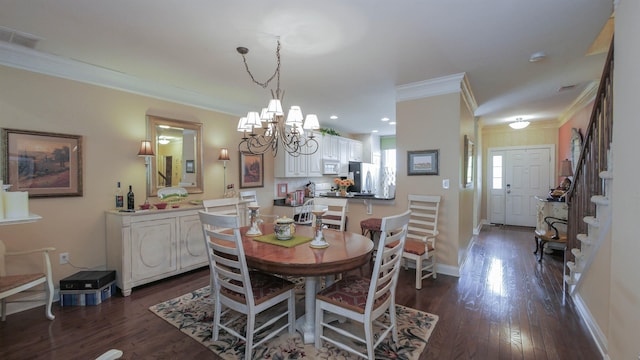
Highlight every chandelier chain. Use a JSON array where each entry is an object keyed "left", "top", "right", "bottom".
[{"left": 239, "top": 40, "right": 281, "bottom": 93}]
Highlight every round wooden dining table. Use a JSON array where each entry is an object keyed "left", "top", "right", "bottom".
[{"left": 239, "top": 223, "right": 374, "bottom": 344}]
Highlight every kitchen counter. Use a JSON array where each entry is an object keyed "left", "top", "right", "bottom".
[{"left": 319, "top": 192, "right": 395, "bottom": 200}]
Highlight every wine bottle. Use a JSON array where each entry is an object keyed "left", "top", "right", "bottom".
[
  {"left": 115, "top": 182, "right": 124, "bottom": 209},
  {"left": 127, "top": 185, "right": 135, "bottom": 210}
]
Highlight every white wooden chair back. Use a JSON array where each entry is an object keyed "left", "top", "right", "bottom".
[
  {"left": 199, "top": 212, "right": 254, "bottom": 306},
  {"left": 295, "top": 199, "right": 315, "bottom": 225},
  {"left": 313, "top": 197, "right": 347, "bottom": 231},
  {"left": 407, "top": 195, "right": 440, "bottom": 247},
  {"left": 239, "top": 190, "right": 257, "bottom": 203},
  {"left": 368, "top": 210, "right": 410, "bottom": 314},
  {"left": 198, "top": 211, "right": 295, "bottom": 359},
  {"left": 314, "top": 210, "right": 411, "bottom": 359}
]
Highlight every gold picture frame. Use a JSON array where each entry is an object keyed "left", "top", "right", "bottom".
[
  {"left": 2, "top": 128, "right": 83, "bottom": 197},
  {"left": 239, "top": 152, "right": 264, "bottom": 189}
]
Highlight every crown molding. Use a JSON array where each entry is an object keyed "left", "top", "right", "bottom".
[
  {"left": 396, "top": 72, "right": 477, "bottom": 112},
  {"left": 0, "top": 42, "right": 229, "bottom": 113},
  {"left": 558, "top": 81, "right": 599, "bottom": 125}
]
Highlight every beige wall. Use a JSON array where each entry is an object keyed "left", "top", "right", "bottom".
[
  {"left": 396, "top": 91, "right": 475, "bottom": 273},
  {"left": 0, "top": 66, "right": 277, "bottom": 282},
  {"left": 609, "top": 2, "right": 640, "bottom": 358}
]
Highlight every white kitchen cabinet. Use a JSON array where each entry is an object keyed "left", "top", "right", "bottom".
[
  {"left": 275, "top": 135, "right": 323, "bottom": 177},
  {"left": 106, "top": 206, "right": 207, "bottom": 296},
  {"left": 348, "top": 139, "right": 363, "bottom": 162},
  {"left": 322, "top": 135, "right": 339, "bottom": 160},
  {"left": 339, "top": 137, "right": 350, "bottom": 176},
  {"left": 307, "top": 141, "right": 324, "bottom": 177}
]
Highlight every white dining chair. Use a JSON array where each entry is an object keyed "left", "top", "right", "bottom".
[
  {"left": 198, "top": 211, "right": 296, "bottom": 360},
  {"left": 294, "top": 199, "right": 315, "bottom": 226},
  {"left": 200, "top": 197, "right": 243, "bottom": 294},
  {"left": 239, "top": 190, "right": 257, "bottom": 203},
  {"left": 402, "top": 194, "right": 441, "bottom": 289},
  {"left": 315, "top": 210, "right": 411, "bottom": 359},
  {"left": 313, "top": 197, "right": 347, "bottom": 231},
  {"left": 0, "top": 240, "right": 55, "bottom": 321}
]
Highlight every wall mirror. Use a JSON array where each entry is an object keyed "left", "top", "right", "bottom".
[
  {"left": 463, "top": 135, "right": 474, "bottom": 188},
  {"left": 147, "top": 115, "right": 203, "bottom": 197}
]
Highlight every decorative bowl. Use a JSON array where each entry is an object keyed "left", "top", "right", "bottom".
[
  {"left": 139, "top": 203, "right": 151, "bottom": 210},
  {"left": 157, "top": 187, "right": 189, "bottom": 204},
  {"left": 274, "top": 217, "right": 296, "bottom": 240},
  {"left": 155, "top": 202, "right": 168, "bottom": 210}
]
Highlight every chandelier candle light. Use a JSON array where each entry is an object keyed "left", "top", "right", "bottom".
[{"left": 236, "top": 39, "right": 320, "bottom": 157}]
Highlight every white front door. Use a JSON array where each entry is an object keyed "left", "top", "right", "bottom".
[{"left": 489, "top": 146, "right": 554, "bottom": 227}]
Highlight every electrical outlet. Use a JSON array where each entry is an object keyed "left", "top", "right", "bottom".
[{"left": 59, "top": 252, "right": 69, "bottom": 265}]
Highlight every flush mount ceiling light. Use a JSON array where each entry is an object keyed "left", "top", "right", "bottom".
[
  {"left": 236, "top": 39, "right": 319, "bottom": 157},
  {"left": 529, "top": 51, "right": 547, "bottom": 63},
  {"left": 509, "top": 117, "right": 530, "bottom": 129}
]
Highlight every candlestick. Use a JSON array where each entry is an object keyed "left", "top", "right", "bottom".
[{"left": 245, "top": 205, "right": 262, "bottom": 236}]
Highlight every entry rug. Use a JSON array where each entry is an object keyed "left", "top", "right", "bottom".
[{"left": 149, "top": 286, "right": 438, "bottom": 359}]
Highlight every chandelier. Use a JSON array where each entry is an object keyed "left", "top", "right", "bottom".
[{"left": 236, "top": 39, "right": 320, "bottom": 157}]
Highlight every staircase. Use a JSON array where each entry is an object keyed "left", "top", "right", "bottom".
[{"left": 564, "top": 40, "right": 614, "bottom": 295}]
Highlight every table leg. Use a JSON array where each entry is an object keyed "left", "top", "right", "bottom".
[{"left": 295, "top": 276, "right": 318, "bottom": 344}]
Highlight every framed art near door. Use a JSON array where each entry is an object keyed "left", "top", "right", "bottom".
[
  {"left": 2, "top": 128, "right": 83, "bottom": 197},
  {"left": 239, "top": 152, "right": 264, "bottom": 188}
]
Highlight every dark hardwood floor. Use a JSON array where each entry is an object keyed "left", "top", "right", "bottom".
[{"left": 0, "top": 225, "right": 600, "bottom": 359}]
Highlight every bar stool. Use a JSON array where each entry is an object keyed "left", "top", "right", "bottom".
[{"left": 360, "top": 218, "right": 382, "bottom": 240}]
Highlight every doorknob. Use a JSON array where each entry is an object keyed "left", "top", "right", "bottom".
[{"left": 506, "top": 184, "right": 511, "bottom": 194}]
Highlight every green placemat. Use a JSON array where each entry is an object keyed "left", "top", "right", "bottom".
[{"left": 253, "top": 233, "right": 313, "bottom": 248}]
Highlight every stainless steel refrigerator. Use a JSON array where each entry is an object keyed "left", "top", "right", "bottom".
[{"left": 348, "top": 161, "right": 380, "bottom": 195}]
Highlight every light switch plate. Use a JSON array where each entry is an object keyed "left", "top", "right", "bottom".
[{"left": 442, "top": 179, "right": 450, "bottom": 189}]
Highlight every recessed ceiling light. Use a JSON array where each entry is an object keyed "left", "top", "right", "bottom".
[
  {"left": 389, "top": 121, "right": 396, "bottom": 125},
  {"left": 381, "top": 117, "right": 390, "bottom": 122},
  {"left": 372, "top": 130, "right": 379, "bottom": 133},
  {"left": 330, "top": 115, "right": 338, "bottom": 120}
]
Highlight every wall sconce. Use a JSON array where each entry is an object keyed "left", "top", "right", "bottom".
[{"left": 218, "top": 148, "right": 232, "bottom": 196}]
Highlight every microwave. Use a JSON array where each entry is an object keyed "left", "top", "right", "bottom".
[{"left": 323, "top": 161, "right": 340, "bottom": 175}]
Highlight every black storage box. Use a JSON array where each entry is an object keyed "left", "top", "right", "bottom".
[{"left": 60, "top": 270, "right": 116, "bottom": 290}]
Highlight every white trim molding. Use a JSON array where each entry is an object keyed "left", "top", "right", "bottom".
[{"left": 0, "top": 42, "right": 234, "bottom": 115}]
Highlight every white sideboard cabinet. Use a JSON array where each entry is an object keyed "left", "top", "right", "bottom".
[{"left": 106, "top": 206, "right": 207, "bottom": 296}]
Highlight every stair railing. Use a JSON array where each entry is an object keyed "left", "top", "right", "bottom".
[{"left": 565, "top": 39, "right": 614, "bottom": 272}]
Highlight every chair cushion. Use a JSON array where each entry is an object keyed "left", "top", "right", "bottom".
[
  {"left": 220, "top": 271, "right": 295, "bottom": 305},
  {"left": 316, "top": 275, "right": 389, "bottom": 314},
  {"left": 0, "top": 273, "right": 46, "bottom": 293},
  {"left": 387, "top": 239, "right": 433, "bottom": 256},
  {"left": 360, "top": 218, "right": 382, "bottom": 231}
]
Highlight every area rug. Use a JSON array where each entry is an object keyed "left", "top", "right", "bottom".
[{"left": 149, "top": 286, "right": 438, "bottom": 359}]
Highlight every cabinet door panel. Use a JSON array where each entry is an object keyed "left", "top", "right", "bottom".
[
  {"left": 131, "top": 219, "right": 176, "bottom": 280},
  {"left": 179, "top": 214, "right": 207, "bottom": 269}
]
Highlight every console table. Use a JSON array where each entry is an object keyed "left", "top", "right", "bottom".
[{"left": 105, "top": 205, "right": 207, "bottom": 296}]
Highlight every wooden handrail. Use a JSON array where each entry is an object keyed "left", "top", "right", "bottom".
[{"left": 565, "top": 38, "right": 614, "bottom": 263}]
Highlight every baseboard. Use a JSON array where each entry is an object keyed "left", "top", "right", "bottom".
[{"left": 572, "top": 292, "right": 609, "bottom": 359}]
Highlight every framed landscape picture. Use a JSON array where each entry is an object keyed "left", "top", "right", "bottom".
[
  {"left": 407, "top": 149, "right": 439, "bottom": 176},
  {"left": 239, "top": 152, "right": 264, "bottom": 188},
  {"left": 2, "top": 128, "right": 83, "bottom": 197}
]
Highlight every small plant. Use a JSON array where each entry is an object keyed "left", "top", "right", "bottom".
[{"left": 318, "top": 128, "right": 341, "bottom": 136}]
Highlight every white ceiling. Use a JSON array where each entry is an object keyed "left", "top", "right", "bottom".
[{"left": 0, "top": 0, "right": 613, "bottom": 136}]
